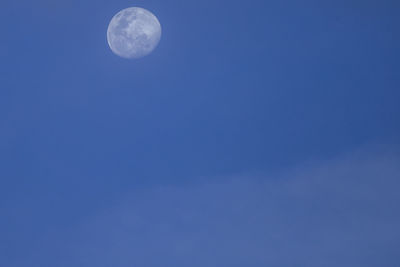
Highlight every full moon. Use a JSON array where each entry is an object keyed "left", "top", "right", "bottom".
[{"left": 107, "top": 7, "right": 162, "bottom": 59}]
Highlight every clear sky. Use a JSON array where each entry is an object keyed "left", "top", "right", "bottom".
[{"left": 1, "top": 0, "right": 399, "bottom": 266}]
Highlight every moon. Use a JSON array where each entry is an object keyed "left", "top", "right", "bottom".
[{"left": 107, "top": 7, "right": 162, "bottom": 59}]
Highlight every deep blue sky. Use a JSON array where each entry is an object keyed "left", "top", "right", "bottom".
[{"left": 1, "top": 0, "right": 400, "bottom": 266}]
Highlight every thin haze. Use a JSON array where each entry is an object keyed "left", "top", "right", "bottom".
[{"left": 7, "top": 148, "right": 400, "bottom": 266}]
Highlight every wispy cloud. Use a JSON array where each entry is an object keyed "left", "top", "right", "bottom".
[{"left": 11, "top": 147, "right": 400, "bottom": 267}]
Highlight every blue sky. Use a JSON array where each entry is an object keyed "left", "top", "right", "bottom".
[{"left": 1, "top": 0, "right": 400, "bottom": 266}]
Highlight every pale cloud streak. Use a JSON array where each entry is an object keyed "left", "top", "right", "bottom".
[{"left": 11, "top": 147, "right": 400, "bottom": 267}]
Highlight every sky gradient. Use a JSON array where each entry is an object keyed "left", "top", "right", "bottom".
[{"left": 1, "top": 0, "right": 399, "bottom": 266}]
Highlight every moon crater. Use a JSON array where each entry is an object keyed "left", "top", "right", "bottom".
[{"left": 107, "top": 7, "right": 162, "bottom": 59}]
